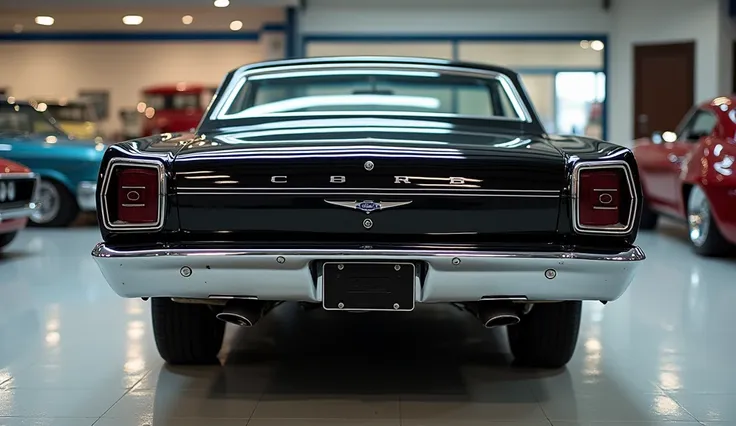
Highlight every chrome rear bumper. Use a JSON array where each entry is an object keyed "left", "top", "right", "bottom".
[{"left": 92, "top": 244, "right": 645, "bottom": 303}]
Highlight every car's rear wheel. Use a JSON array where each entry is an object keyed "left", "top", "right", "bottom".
[
  {"left": 0, "top": 232, "right": 17, "bottom": 251},
  {"left": 151, "top": 297, "right": 225, "bottom": 365},
  {"left": 687, "top": 186, "right": 732, "bottom": 256},
  {"left": 30, "top": 179, "right": 79, "bottom": 227},
  {"left": 507, "top": 301, "right": 581, "bottom": 368},
  {"left": 639, "top": 200, "right": 659, "bottom": 230}
]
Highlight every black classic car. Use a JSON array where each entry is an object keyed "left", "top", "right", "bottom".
[{"left": 92, "top": 57, "right": 645, "bottom": 368}]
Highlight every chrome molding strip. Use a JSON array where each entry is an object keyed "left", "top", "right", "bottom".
[
  {"left": 175, "top": 187, "right": 561, "bottom": 198},
  {"left": 210, "top": 62, "right": 533, "bottom": 123},
  {"left": 92, "top": 243, "right": 646, "bottom": 263},
  {"left": 99, "top": 158, "right": 167, "bottom": 232},
  {"left": 0, "top": 203, "right": 37, "bottom": 221},
  {"left": 0, "top": 172, "right": 37, "bottom": 181},
  {"left": 571, "top": 160, "right": 638, "bottom": 235}
]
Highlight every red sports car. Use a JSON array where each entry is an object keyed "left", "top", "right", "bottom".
[
  {"left": 0, "top": 158, "right": 39, "bottom": 251},
  {"left": 634, "top": 96, "right": 736, "bottom": 256}
]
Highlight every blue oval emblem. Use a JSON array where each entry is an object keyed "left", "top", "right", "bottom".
[{"left": 356, "top": 200, "right": 381, "bottom": 213}]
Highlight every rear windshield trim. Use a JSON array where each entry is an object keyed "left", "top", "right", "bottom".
[{"left": 208, "top": 63, "right": 533, "bottom": 123}]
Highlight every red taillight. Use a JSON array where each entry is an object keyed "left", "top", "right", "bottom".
[
  {"left": 574, "top": 163, "right": 636, "bottom": 234},
  {"left": 117, "top": 168, "right": 159, "bottom": 224},
  {"left": 579, "top": 170, "right": 621, "bottom": 227}
]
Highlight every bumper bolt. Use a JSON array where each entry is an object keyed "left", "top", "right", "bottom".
[
  {"left": 452, "top": 257, "right": 461, "bottom": 266},
  {"left": 338, "top": 302, "right": 344, "bottom": 309},
  {"left": 276, "top": 256, "right": 285, "bottom": 264},
  {"left": 393, "top": 303, "right": 400, "bottom": 310},
  {"left": 394, "top": 264, "right": 401, "bottom": 271},
  {"left": 544, "top": 269, "right": 557, "bottom": 280},
  {"left": 180, "top": 266, "right": 192, "bottom": 277},
  {"left": 337, "top": 264, "right": 344, "bottom": 270}
]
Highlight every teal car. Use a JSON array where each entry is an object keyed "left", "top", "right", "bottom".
[{"left": 0, "top": 98, "right": 104, "bottom": 226}]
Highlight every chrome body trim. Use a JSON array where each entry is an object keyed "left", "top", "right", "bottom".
[
  {"left": 99, "top": 158, "right": 167, "bottom": 232},
  {"left": 0, "top": 173, "right": 39, "bottom": 221},
  {"left": 76, "top": 181, "right": 97, "bottom": 211},
  {"left": 92, "top": 244, "right": 645, "bottom": 303},
  {"left": 210, "top": 62, "right": 533, "bottom": 123},
  {"left": 0, "top": 172, "right": 37, "bottom": 181},
  {"left": 0, "top": 202, "right": 37, "bottom": 221},
  {"left": 175, "top": 187, "right": 561, "bottom": 198},
  {"left": 571, "top": 160, "right": 638, "bottom": 235}
]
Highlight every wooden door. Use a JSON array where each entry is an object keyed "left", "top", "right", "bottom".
[{"left": 634, "top": 42, "right": 694, "bottom": 139}]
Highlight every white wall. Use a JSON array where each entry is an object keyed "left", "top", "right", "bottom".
[
  {"left": 608, "top": 0, "right": 728, "bottom": 146},
  {"left": 0, "top": 7, "right": 286, "bottom": 137},
  {"left": 300, "top": 0, "right": 610, "bottom": 35},
  {"left": 0, "top": 42, "right": 265, "bottom": 136}
]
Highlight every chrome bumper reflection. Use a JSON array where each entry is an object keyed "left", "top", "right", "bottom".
[
  {"left": 91, "top": 244, "right": 645, "bottom": 303},
  {"left": 77, "top": 182, "right": 97, "bottom": 211},
  {"left": 0, "top": 203, "right": 37, "bottom": 222}
]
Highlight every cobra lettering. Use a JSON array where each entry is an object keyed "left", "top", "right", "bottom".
[
  {"left": 270, "top": 176, "right": 287, "bottom": 184},
  {"left": 330, "top": 175, "right": 346, "bottom": 184},
  {"left": 394, "top": 176, "right": 411, "bottom": 184}
]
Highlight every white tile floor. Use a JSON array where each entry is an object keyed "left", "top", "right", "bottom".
[{"left": 1, "top": 218, "right": 735, "bottom": 426}]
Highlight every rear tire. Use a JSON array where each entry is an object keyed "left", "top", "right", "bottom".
[
  {"left": 0, "top": 232, "right": 17, "bottom": 251},
  {"left": 507, "top": 301, "right": 581, "bottom": 369},
  {"left": 151, "top": 297, "right": 226, "bottom": 365},
  {"left": 639, "top": 200, "right": 659, "bottom": 230},
  {"left": 687, "top": 186, "right": 732, "bottom": 256}
]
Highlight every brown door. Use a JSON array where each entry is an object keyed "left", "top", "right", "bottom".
[{"left": 634, "top": 42, "right": 695, "bottom": 139}]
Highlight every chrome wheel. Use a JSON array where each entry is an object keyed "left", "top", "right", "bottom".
[
  {"left": 31, "top": 180, "right": 61, "bottom": 224},
  {"left": 687, "top": 186, "right": 710, "bottom": 247}
]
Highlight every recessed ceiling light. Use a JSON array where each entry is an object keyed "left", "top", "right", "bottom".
[
  {"left": 229, "top": 20, "right": 243, "bottom": 31},
  {"left": 12, "top": 24, "right": 23, "bottom": 33},
  {"left": 590, "top": 40, "right": 605, "bottom": 51},
  {"left": 182, "top": 15, "right": 194, "bottom": 25},
  {"left": 579, "top": 40, "right": 590, "bottom": 49},
  {"left": 214, "top": 0, "right": 230, "bottom": 7},
  {"left": 35, "top": 16, "right": 54, "bottom": 26},
  {"left": 122, "top": 15, "right": 143, "bottom": 25}
]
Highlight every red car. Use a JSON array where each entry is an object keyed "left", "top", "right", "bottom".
[
  {"left": 140, "top": 84, "right": 216, "bottom": 136},
  {"left": 0, "top": 159, "right": 39, "bottom": 251},
  {"left": 633, "top": 96, "right": 736, "bottom": 256}
]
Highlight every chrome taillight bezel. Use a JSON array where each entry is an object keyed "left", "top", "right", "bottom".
[
  {"left": 571, "top": 160, "right": 637, "bottom": 235},
  {"left": 100, "top": 157, "right": 166, "bottom": 232}
]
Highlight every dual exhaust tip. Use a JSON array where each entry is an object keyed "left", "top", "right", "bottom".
[{"left": 216, "top": 300, "right": 521, "bottom": 329}]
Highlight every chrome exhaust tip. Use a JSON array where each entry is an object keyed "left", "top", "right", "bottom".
[
  {"left": 215, "top": 300, "right": 275, "bottom": 327},
  {"left": 483, "top": 314, "right": 521, "bottom": 328},
  {"left": 474, "top": 301, "right": 523, "bottom": 329},
  {"left": 215, "top": 312, "right": 254, "bottom": 327}
]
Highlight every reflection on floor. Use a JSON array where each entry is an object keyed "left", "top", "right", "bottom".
[{"left": 0, "top": 219, "right": 735, "bottom": 426}]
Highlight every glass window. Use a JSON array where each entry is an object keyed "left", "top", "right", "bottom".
[
  {"left": 683, "top": 110, "right": 717, "bottom": 140},
  {"left": 45, "top": 104, "right": 94, "bottom": 122},
  {"left": 145, "top": 93, "right": 202, "bottom": 111},
  {"left": 222, "top": 72, "right": 523, "bottom": 120},
  {"left": 0, "top": 104, "right": 64, "bottom": 135}
]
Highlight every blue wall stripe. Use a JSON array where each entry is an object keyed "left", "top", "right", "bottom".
[
  {"left": 0, "top": 32, "right": 261, "bottom": 42},
  {"left": 0, "top": 22, "right": 286, "bottom": 42},
  {"left": 303, "top": 33, "right": 608, "bottom": 43}
]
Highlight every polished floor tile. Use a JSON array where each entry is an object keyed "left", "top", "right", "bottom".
[{"left": 0, "top": 219, "right": 734, "bottom": 425}]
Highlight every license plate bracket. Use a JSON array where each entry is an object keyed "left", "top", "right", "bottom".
[{"left": 322, "top": 262, "right": 415, "bottom": 311}]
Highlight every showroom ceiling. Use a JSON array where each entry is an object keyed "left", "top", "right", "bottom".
[{"left": 0, "top": 0, "right": 299, "bottom": 12}]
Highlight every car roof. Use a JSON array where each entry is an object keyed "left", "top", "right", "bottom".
[
  {"left": 143, "top": 83, "right": 209, "bottom": 94},
  {"left": 701, "top": 95, "right": 736, "bottom": 108},
  {"left": 230, "top": 56, "right": 520, "bottom": 77}
]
